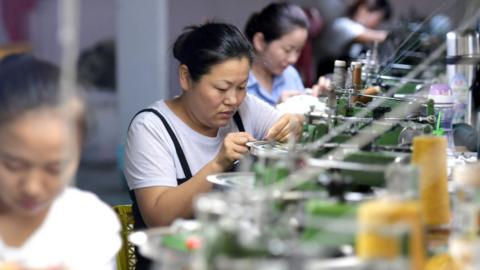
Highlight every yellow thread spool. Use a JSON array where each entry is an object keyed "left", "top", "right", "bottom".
[
  {"left": 424, "top": 253, "right": 459, "bottom": 270},
  {"left": 411, "top": 136, "right": 450, "bottom": 226},
  {"left": 351, "top": 63, "right": 362, "bottom": 104},
  {"left": 357, "top": 199, "right": 425, "bottom": 270}
]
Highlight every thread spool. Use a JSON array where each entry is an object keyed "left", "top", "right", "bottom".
[
  {"left": 351, "top": 63, "right": 362, "bottom": 103},
  {"left": 411, "top": 136, "right": 450, "bottom": 227},
  {"left": 332, "top": 60, "right": 346, "bottom": 90},
  {"left": 357, "top": 199, "right": 425, "bottom": 270},
  {"left": 329, "top": 60, "right": 346, "bottom": 109}
]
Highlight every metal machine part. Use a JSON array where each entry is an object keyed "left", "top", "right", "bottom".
[
  {"left": 446, "top": 30, "right": 480, "bottom": 126},
  {"left": 247, "top": 141, "right": 291, "bottom": 157}
]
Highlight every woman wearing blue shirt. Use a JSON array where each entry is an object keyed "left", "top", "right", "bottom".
[{"left": 245, "top": 3, "right": 310, "bottom": 106}]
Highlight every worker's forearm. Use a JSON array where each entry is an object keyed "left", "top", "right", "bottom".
[
  {"left": 355, "top": 29, "right": 388, "bottom": 43},
  {"left": 148, "top": 161, "right": 223, "bottom": 226}
]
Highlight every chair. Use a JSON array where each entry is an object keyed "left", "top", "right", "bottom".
[{"left": 113, "top": 204, "right": 136, "bottom": 270}]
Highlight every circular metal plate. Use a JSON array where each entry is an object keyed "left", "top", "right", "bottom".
[
  {"left": 247, "top": 141, "right": 292, "bottom": 157},
  {"left": 206, "top": 172, "right": 255, "bottom": 188}
]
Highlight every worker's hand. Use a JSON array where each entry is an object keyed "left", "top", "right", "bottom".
[
  {"left": 0, "top": 262, "right": 67, "bottom": 270},
  {"left": 265, "top": 113, "right": 304, "bottom": 143},
  {"left": 377, "top": 30, "right": 389, "bottom": 42},
  {"left": 279, "top": 90, "right": 303, "bottom": 104},
  {"left": 311, "top": 76, "right": 331, "bottom": 96},
  {"left": 213, "top": 132, "right": 256, "bottom": 171},
  {"left": 0, "top": 262, "right": 23, "bottom": 270}
]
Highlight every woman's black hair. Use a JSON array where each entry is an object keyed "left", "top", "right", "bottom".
[
  {"left": 173, "top": 22, "right": 254, "bottom": 82},
  {"left": 78, "top": 39, "right": 116, "bottom": 90},
  {"left": 347, "top": 0, "right": 392, "bottom": 21},
  {"left": 0, "top": 54, "right": 86, "bottom": 137},
  {"left": 244, "top": 3, "right": 309, "bottom": 43}
]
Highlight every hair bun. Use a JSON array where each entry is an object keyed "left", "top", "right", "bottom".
[{"left": 173, "top": 26, "right": 199, "bottom": 63}]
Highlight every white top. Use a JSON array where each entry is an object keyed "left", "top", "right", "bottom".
[
  {"left": 317, "top": 17, "right": 365, "bottom": 61},
  {"left": 0, "top": 188, "right": 121, "bottom": 270},
  {"left": 125, "top": 94, "right": 283, "bottom": 189}
]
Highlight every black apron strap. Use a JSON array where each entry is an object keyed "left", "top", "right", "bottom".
[
  {"left": 130, "top": 108, "right": 192, "bottom": 180},
  {"left": 128, "top": 108, "right": 194, "bottom": 270},
  {"left": 233, "top": 111, "right": 245, "bottom": 132},
  {"left": 127, "top": 108, "right": 245, "bottom": 269}
]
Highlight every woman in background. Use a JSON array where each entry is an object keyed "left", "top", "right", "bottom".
[
  {"left": 0, "top": 55, "right": 120, "bottom": 269},
  {"left": 245, "top": 3, "right": 312, "bottom": 106},
  {"left": 316, "top": 0, "right": 392, "bottom": 76}
]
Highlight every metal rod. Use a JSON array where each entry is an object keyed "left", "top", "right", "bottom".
[
  {"left": 377, "top": 75, "right": 427, "bottom": 84},
  {"left": 307, "top": 159, "right": 387, "bottom": 172},
  {"left": 58, "top": 0, "right": 80, "bottom": 186},
  {"left": 356, "top": 93, "right": 425, "bottom": 102}
]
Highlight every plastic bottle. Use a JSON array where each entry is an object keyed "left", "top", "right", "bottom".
[{"left": 428, "top": 84, "right": 455, "bottom": 149}]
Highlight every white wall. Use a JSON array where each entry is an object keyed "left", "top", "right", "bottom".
[
  {"left": 29, "top": 0, "right": 115, "bottom": 64},
  {"left": 116, "top": 0, "right": 169, "bottom": 140}
]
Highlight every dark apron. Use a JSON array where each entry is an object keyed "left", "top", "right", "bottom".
[{"left": 127, "top": 108, "right": 244, "bottom": 269}]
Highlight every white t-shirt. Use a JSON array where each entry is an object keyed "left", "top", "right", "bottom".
[
  {"left": 125, "top": 94, "right": 283, "bottom": 189},
  {"left": 317, "top": 17, "right": 365, "bottom": 61},
  {"left": 0, "top": 187, "right": 121, "bottom": 270}
]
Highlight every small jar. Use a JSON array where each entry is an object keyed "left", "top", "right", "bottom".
[{"left": 428, "top": 84, "right": 455, "bottom": 149}]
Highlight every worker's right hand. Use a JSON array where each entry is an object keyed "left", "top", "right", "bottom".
[
  {"left": 311, "top": 76, "right": 331, "bottom": 96},
  {"left": 213, "top": 132, "right": 256, "bottom": 171}
]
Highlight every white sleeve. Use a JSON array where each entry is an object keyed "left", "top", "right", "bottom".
[
  {"left": 62, "top": 190, "right": 122, "bottom": 270},
  {"left": 74, "top": 206, "right": 121, "bottom": 270},
  {"left": 332, "top": 17, "right": 365, "bottom": 43},
  {"left": 124, "top": 114, "right": 178, "bottom": 189},
  {"left": 241, "top": 94, "right": 284, "bottom": 140}
]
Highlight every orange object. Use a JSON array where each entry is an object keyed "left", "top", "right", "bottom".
[
  {"left": 0, "top": 263, "right": 22, "bottom": 270},
  {"left": 357, "top": 86, "right": 380, "bottom": 103},
  {"left": 0, "top": 42, "right": 31, "bottom": 59},
  {"left": 186, "top": 236, "right": 201, "bottom": 250}
]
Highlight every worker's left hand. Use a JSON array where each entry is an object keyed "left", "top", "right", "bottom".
[
  {"left": 311, "top": 76, "right": 331, "bottom": 96},
  {"left": 265, "top": 113, "right": 304, "bottom": 142}
]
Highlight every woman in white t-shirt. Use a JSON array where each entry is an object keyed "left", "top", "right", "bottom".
[
  {"left": 316, "top": 0, "right": 391, "bottom": 76},
  {"left": 125, "top": 22, "right": 303, "bottom": 226},
  {"left": 125, "top": 23, "right": 303, "bottom": 268},
  {"left": 0, "top": 55, "right": 121, "bottom": 269}
]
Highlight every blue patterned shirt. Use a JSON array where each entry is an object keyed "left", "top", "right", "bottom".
[{"left": 247, "top": 65, "right": 305, "bottom": 106}]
